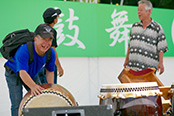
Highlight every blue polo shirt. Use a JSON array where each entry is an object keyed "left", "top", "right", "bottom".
[{"left": 5, "top": 42, "right": 56, "bottom": 80}]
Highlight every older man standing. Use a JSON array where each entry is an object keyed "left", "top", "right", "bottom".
[{"left": 124, "top": 0, "right": 168, "bottom": 75}]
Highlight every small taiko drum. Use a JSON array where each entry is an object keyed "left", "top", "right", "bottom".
[
  {"left": 98, "top": 82, "right": 163, "bottom": 116},
  {"left": 19, "top": 84, "right": 77, "bottom": 116}
]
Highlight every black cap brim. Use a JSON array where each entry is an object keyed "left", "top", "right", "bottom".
[
  {"left": 39, "top": 32, "right": 54, "bottom": 39},
  {"left": 55, "top": 9, "right": 61, "bottom": 15}
]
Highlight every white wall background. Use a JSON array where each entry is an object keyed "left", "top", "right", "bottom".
[{"left": 0, "top": 57, "right": 174, "bottom": 116}]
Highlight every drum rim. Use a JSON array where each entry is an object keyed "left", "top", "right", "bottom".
[{"left": 18, "top": 84, "right": 77, "bottom": 116}]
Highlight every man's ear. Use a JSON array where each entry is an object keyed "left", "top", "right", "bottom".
[
  {"left": 148, "top": 9, "right": 152, "bottom": 15},
  {"left": 53, "top": 15, "right": 59, "bottom": 24},
  {"left": 34, "top": 36, "right": 37, "bottom": 41},
  {"left": 53, "top": 18, "right": 57, "bottom": 24}
]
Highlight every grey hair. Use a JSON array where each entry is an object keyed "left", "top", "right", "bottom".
[{"left": 138, "top": 0, "right": 153, "bottom": 11}]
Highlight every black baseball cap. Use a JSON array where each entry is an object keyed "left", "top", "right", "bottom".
[
  {"left": 43, "top": 8, "right": 61, "bottom": 23},
  {"left": 35, "top": 24, "right": 54, "bottom": 39}
]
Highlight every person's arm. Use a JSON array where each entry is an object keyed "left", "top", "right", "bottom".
[
  {"left": 45, "top": 69, "right": 54, "bottom": 83},
  {"left": 19, "top": 70, "right": 44, "bottom": 96},
  {"left": 157, "top": 51, "right": 164, "bottom": 75},
  {"left": 52, "top": 46, "right": 64, "bottom": 77},
  {"left": 123, "top": 48, "right": 130, "bottom": 68}
]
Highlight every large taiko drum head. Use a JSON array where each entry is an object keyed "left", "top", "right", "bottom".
[{"left": 18, "top": 84, "right": 77, "bottom": 116}]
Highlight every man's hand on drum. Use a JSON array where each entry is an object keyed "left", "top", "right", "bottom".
[{"left": 30, "top": 84, "right": 45, "bottom": 96}]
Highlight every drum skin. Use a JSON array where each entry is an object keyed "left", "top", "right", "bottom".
[{"left": 18, "top": 84, "right": 77, "bottom": 116}]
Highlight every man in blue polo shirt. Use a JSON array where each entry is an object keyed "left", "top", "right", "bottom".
[{"left": 4, "top": 24, "right": 56, "bottom": 116}]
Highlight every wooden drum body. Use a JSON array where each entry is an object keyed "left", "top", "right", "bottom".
[
  {"left": 98, "top": 82, "right": 163, "bottom": 116},
  {"left": 19, "top": 84, "right": 77, "bottom": 116}
]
